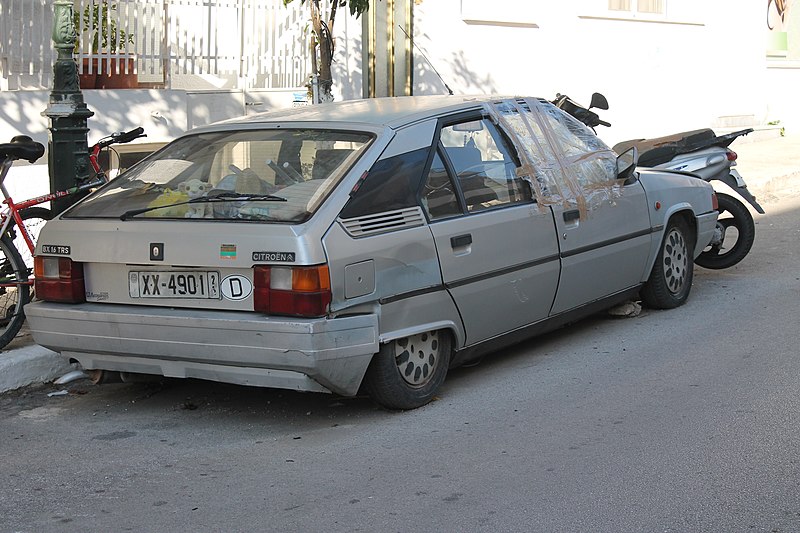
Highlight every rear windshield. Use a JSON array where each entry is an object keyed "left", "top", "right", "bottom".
[{"left": 66, "top": 129, "right": 373, "bottom": 222}]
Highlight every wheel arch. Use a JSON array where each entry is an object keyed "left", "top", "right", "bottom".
[{"left": 644, "top": 205, "right": 698, "bottom": 278}]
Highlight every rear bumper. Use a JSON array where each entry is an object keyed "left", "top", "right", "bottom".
[
  {"left": 694, "top": 211, "right": 718, "bottom": 257},
  {"left": 25, "top": 301, "right": 379, "bottom": 396}
]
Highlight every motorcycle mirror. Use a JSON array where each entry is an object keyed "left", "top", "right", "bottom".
[{"left": 589, "top": 92, "right": 609, "bottom": 111}]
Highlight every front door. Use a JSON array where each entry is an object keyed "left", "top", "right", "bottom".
[{"left": 549, "top": 181, "right": 651, "bottom": 314}]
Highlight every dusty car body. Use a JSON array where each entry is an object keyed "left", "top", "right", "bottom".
[{"left": 26, "top": 96, "right": 717, "bottom": 409}]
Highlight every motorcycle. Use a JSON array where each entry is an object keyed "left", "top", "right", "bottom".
[{"left": 552, "top": 93, "right": 763, "bottom": 269}]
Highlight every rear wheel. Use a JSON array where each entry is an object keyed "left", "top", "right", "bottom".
[
  {"left": 641, "top": 218, "right": 694, "bottom": 309},
  {"left": 694, "top": 193, "right": 755, "bottom": 269},
  {"left": 7, "top": 207, "right": 53, "bottom": 275},
  {"left": 363, "top": 330, "right": 451, "bottom": 410},
  {"left": 0, "top": 236, "right": 30, "bottom": 349}
]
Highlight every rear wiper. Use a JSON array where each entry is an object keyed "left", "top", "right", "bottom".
[{"left": 120, "top": 192, "right": 287, "bottom": 220}]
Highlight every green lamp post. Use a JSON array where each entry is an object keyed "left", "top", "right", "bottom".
[{"left": 42, "top": 0, "right": 94, "bottom": 214}]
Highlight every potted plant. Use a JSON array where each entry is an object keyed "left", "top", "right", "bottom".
[{"left": 73, "top": 1, "right": 137, "bottom": 89}]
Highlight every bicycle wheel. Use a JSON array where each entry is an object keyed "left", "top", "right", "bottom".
[
  {"left": 7, "top": 207, "right": 53, "bottom": 274},
  {"left": 0, "top": 235, "right": 30, "bottom": 349}
]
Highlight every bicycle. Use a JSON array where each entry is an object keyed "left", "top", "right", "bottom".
[{"left": 0, "top": 127, "right": 145, "bottom": 348}]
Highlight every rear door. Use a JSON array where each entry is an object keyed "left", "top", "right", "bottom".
[{"left": 423, "top": 115, "right": 560, "bottom": 346}]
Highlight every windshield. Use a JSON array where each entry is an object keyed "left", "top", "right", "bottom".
[{"left": 66, "top": 129, "right": 373, "bottom": 222}]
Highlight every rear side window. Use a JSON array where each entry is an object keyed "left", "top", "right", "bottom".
[{"left": 339, "top": 147, "right": 430, "bottom": 218}]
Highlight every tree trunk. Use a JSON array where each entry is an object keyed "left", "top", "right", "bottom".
[{"left": 310, "top": 0, "right": 336, "bottom": 103}]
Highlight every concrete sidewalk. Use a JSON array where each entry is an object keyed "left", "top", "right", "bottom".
[
  {"left": 2, "top": 132, "right": 799, "bottom": 393},
  {"left": 0, "top": 324, "right": 72, "bottom": 393}
]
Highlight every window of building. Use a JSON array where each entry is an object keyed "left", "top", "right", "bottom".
[{"left": 609, "top": 0, "right": 665, "bottom": 15}]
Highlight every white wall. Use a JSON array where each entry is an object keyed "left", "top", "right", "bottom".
[
  {"left": 0, "top": 88, "right": 300, "bottom": 201},
  {"left": 411, "top": 0, "right": 800, "bottom": 147}
]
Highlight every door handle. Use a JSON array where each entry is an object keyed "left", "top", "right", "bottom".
[
  {"left": 450, "top": 234, "right": 472, "bottom": 248},
  {"left": 563, "top": 209, "right": 580, "bottom": 223}
]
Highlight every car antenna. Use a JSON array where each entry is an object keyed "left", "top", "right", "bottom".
[{"left": 397, "top": 24, "right": 454, "bottom": 95}]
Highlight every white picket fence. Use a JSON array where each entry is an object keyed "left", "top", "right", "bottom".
[{"left": 0, "top": 0, "right": 312, "bottom": 90}]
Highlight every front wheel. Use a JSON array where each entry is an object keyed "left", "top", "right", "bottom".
[
  {"left": 362, "top": 330, "right": 451, "bottom": 410},
  {"left": 640, "top": 218, "right": 694, "bottom": 309},
  {"left": 0, "top": 235, "right": 30, "bottom": 349},
  {"left": 694, "top": 193, "right": 755, "bottom": 269}
]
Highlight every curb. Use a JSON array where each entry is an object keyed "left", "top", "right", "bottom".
[{"left": 0, "top": 344, "right": 73, "bottom": 393}]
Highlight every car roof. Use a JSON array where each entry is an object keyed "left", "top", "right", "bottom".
[{"left": 207, "top": 95, "right": 518, "bottom": 131}]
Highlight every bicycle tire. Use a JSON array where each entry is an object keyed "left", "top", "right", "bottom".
[
  {"left": 6, "top": 207, "right": 53, "bottom": 275},
  {"left": 0, "top": 235, "right": 30, "bottom": 349}
]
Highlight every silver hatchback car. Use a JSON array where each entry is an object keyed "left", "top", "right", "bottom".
[{"left": 26, "top": 96, "right": 717, "bottom": 409}]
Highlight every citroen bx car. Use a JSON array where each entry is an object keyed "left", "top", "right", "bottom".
[{"left": 25, "top": 96, "right": 717, "bottom": 409}]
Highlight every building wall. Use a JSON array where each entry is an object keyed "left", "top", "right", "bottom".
[
  {"left": 411, "top": 0, "right": 800, "bottom": 146},
  {"left": 0, "top": 88, "right": 300, "bottom": 201}
]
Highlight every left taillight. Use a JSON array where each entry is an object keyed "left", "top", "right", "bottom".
[
  {"left": 253, "top": 264, "right": 331, "bottom": 318},
  {"left": 33, "top": 256, "right": 86, "bottom": 303}
]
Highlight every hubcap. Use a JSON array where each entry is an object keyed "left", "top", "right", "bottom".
[
  {"left": 663, "top": 228, "right": 688, "bottom": 294},
  {"left": 394, "top": 331, "right": 440, "bottom": 387}
]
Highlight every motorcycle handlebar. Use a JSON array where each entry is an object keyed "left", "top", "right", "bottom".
[
  {"left": 552, "top": 93, "right": 610, "bottom": 129},
  {"left": 98, "top": 127, "right": 146, "bottom": 149}
]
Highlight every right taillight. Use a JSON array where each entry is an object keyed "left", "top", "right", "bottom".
[
  {"left": 253, "top": 264, "right": 331, "bottom": 318},
  {"left": 33, "top": 256, "right": 86, "bottom": 303}
]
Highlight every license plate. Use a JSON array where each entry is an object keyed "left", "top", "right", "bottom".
[{"left": 129, "top": 271, "right": 221, "bottom": 299}]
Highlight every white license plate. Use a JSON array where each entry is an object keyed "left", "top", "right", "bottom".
[{"left": 129, "top": 271, "right": 221, "bottom": 299}]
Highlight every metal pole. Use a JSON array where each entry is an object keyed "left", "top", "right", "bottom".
[{"left": 42, "top": 0, "right": 94, "bottom": 215}]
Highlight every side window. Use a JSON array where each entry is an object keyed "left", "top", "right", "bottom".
[
  {"left": 421, "top": 151, "right": 461, "bottom": 220},
  {"left": 439, "top": 118, "right": 530, "bottom": 212},
  {"left": 538, "top": 105, "right": 618, "bottom": 188},
  {"left": 339, "top": 147, "right": 429, "bottom": 219}
]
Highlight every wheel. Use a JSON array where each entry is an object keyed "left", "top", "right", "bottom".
[
  {"left": 0, "top": 235, "right": 30, "bottom": 349},
  {"left": 362, "top": 330, "right": 451, "bottom": 410},
  {"left": 7, "top": 207, "right": 53, "bottom": 274},
  {"left": 640, "top": 217, "right": 694, "bottom": 309},
  {"left": 694, "top": 193, "right": 755, "bottom": 270}
]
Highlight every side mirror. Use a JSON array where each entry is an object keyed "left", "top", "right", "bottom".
[
  {"left": 589, "top": 92, "right": 609, "bottom": 111},
  {"left": 616, "top": 146, "right": 638, "bottom": 182}
]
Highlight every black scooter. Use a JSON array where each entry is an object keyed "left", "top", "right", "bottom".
[{"left": 553, "top": 93, "right": 763, "bottom": 269}]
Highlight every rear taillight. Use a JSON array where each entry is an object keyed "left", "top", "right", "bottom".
[
  {"left": 33, "top": 256, "right": 86, "bottom": 303},
  {"left": 726, "top": 150, "right": 738, "bottom": 162},
  {"left": 712, "top": 192, "right": 719, "bottom": 211},
  {"left": 253, "top": 264, "right": 331, "bottom": 317}
]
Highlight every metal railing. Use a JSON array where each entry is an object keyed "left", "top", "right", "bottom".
[{"left": 1, "top": 0, "right": 312, "bottom": 90}]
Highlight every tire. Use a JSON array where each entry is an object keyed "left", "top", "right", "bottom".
[
  {"left": 7, "top": 207, "right": 53, "bottom": 274},
  {"left": 363, "top": 329, "right": 451, "bottom": 410},
  {"left": 0, "top": 235, "right": 30, "bottom": 349},
  {"left": 694, "top": 193, "right": 755, "bottom": 270},
  {"left": 641, "top": 217, "right": 694, "bottom": 309}
]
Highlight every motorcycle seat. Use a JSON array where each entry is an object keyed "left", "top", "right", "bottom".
[{"left": 613, "top": 128, "right": 717, "bottom": 167}]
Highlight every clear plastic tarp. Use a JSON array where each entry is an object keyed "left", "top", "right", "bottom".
[{"left": 484, "top": 98, "right": 623, "bottom": 218}]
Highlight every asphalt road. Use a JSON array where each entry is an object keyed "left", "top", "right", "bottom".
[{"left": 2, "top": 195, "right": 799, "bottom": 533}]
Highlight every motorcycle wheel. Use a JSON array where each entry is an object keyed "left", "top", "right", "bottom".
[{"left": 694, "top": 193, "right": 755, "bottom": 269}]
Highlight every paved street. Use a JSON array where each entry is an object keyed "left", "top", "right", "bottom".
[{"left": 2, "top": 171, "right": 800, "bottom": 532}]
